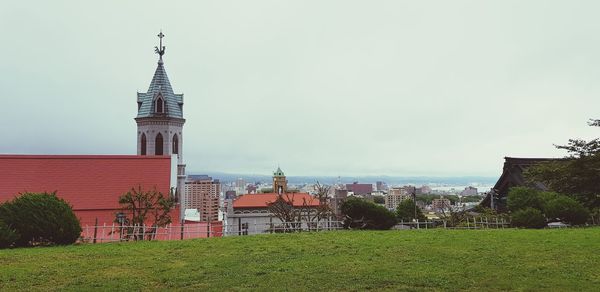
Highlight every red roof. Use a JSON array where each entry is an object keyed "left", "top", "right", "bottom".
[
  {"left": 233, "top": 193, "right": 320, "bottom": 208},
  {"left": 0, "top": 155, "right": 173, "bottom": 225}
]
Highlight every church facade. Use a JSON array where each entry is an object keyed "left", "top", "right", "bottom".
[{"left": 135, "top": 32, "right": 187, "bottom": 200}]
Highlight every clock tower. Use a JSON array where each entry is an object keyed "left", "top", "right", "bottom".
[{"left": 273, "top": 166, "right": 288, "bottom": 194}]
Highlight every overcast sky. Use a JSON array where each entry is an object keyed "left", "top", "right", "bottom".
[{"left": 1, "top": 1, "right": 599, "bottom": 176}]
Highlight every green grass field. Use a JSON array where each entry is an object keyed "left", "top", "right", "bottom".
[{"left": 1, "top": 228, "right": 599, "bottom": 291}]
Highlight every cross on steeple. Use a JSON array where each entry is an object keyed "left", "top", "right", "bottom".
[{"left": 155, "top": 31, "right": 166, "bottom": 63}]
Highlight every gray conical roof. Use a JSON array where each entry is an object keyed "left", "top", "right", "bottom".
[{"left": 137, "top": 61, "right": 183, "bottom": 118}]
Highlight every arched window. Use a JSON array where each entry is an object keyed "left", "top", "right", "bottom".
[
  {"left": 172, "top": 134, "right": 179, "bottom": 155},
  {"left": 155, "top": 133, "right": 164, "bottom": 155},
  {"left": 156, "top": 97, "right": 164, "bottom": 113},
  {"left": 140, "top": 133, "right": 147, "bottom": 155}
]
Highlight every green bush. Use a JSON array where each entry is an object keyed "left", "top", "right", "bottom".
[
  {"left": 507, "top": 187, "right": 543, "bottom": 212},
  {"left": 0, "top": 192, "right": 82, "bottom": 247},
  {"left": 396, "top": 199, "right": 426, "bottom": 222},
  {"left": 511, "top": 208, "right": 546, "bottom": 229},
  {"left": 341, "top": 197, "right": 397, "bottom": 230},
  {"left": 545, "top": 196, "right": 589, "bottom": 225},
  {"left": 0, "top": 219, "right": 19, "bottom": 248}
]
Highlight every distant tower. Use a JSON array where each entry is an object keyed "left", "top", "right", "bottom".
[
  {"left": 135, "top": 31, "right": 186, "bottom": 200},
  {"left": 273, "top": 166, "right": 288, "bottom": 194}
]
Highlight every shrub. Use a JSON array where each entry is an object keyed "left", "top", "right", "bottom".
[
  {"left": 507, "top": 187, "right": 543, "bottom": 212},
  {"left": 396, "top": 199, "right": 426, "bottom": 222},
  {"left": 0, "top": 192, "right": 82, "bottom": 247},
  {"left": 545, "top": 196, "right": 589, "bottom": 225},
  {"left": 0, "top": 219, "right": 19, "bottom": 249},
  {"left": 341, "top": 197, "right": 397, "bottom": 230},
  {"left": 511, "top": 208, "right": 546, "bottom": 229}
]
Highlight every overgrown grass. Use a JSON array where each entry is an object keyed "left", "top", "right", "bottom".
[{"left": 1, "top": 228, "right": 599, "bottom": 291}]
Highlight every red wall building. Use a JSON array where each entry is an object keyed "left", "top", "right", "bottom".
[{"left": 0, "top": 155, "right": 177, "bottom": 226}]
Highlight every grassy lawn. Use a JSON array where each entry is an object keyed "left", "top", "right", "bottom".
[{"left": 1, "top": 228, "right": 599, "bottom": 291}]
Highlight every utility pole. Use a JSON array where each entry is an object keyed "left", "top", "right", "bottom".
[{"left": 413, "top": 186, "right": 417, "bottom": 221}]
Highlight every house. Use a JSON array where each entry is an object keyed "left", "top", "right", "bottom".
[
  {"left": 481, "top": 157, "right": 558, "bottom": 211},
  {"left": 224, "top": 193, "right": 321, "bottom": 235},
  {"left": 0, "top": 154, "right": 179, "bottom": 226}
]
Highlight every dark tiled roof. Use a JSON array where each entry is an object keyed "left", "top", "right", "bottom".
[
  {"left": 137, "top": 61, "right": 183, "bottom": 118},
  {"left": 481, "top": 156, "right": 559, "bottom": 210}
]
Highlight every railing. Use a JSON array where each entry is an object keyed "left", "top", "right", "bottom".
[
  {"left": 222, "top": 220, "right": 345, "bottom": 236},
  {"left": 80, "top": 222, "right": 223, "bottom": 243},
  {"left": 396, "top": 217, "right": 511, "bottom": 229},
  {"left": 81, "top": 216, "right": 598, "bottom": 244}
]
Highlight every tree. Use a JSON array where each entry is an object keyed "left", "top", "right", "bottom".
[
  {"left": 267, "top": 186, "right": 333, "bottom": 232},
  {"left": 526, "top": 119, "right": 600, "bottom": 211},
  {"left": 0, "top": 219, "right": 19, "bottom": 249},
  {"left": 511, "top": 208, "right": 546, "bottom": 229},
  {"left": 396, "top": 199, "right": 426, "bottom": 222},
  {"left": 373, "top": 196, "right": 385, "bottom": 204},
  {"left": 341, "top": 197, "right": 397, "bottom": 230},
  {"left": 544, "top": 196, "right": 589, "bottom": 225},
  {"left": 0, "top": 192, "right": 81, "bottom": 247},
  {"left": 117, "top": 186, "right": 175, "bottom": 240},
  {"left": 507, "top": 187, "right": 544, "bottom": 212}
]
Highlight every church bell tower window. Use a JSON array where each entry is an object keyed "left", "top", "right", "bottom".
[
  {"left": 141, "top": 133, "right": 147, "bottom": 155},
  {"left": 155, "top": 133, "right": 164, "bottom": 155},
  {"left": 172, "top": 134, "right": 179, "bottom": 155},
  {"left": 156, "top": 97, "right": 164, "bottom": 113}
]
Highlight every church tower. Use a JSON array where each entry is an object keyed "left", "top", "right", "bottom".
[
  {"left": 273, "top": 166, "right": 288, "bottom": 194},
  {"left": 135, "top": 31, "right": 186, "bottom": 200}
]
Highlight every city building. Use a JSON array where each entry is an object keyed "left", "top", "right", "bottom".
[
  {"left": 246, "top": 184, "right": 258, "bottom": 194},
  {"left": 331, "top": 189, "right": 348, "bottom": 219},
  {"left": 376, "top": 181, "right": 388, "bottom": 191},
  {"left": 345, "top": 182, "right": 373, "bottom": 196},
  {"left": 385, "top": 187, "right": 413, "bottom": 210},
  {"left": 184, "top": 175, "right": 221, "bottom": 222},
  {"left": 460, "top": 186, "right": 478, "bottom": 196},
  {"left": 432, "top": 197, "right": 452, "bottom": 212},
  {"left": 416, "top": 185, "right": 432, "bottom": 195},
  {"left": 0, "top": 155, "right": 178, "bottom": 226},
  {"left": 135, "top": 31, "right": 186, "bottom": 201},
  {"left": 273, "top": 167, "right": 288, "bottom": 194},
  {"left": 225, "top": 190, "right": 237, "bottom": 200},
  {"left": 235, "top": 178, "right": 246, "bottom": 190}
]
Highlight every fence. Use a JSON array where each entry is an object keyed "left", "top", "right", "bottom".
[
  {"left": 395, "top": 217, "right": 511, "bottom": 230},
  {"left": 81, "top": 216, "right": 600, "bottom": 243},
  {"left": 222, "top": 220, "right": 345, "bottom": 236},
  {"left": 80, "top": 221, "right": 223, "bottom": 243}
]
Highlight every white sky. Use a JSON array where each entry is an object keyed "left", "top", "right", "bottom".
[{"left": 1, "top": 1, "right": 599, "bottom": 176}]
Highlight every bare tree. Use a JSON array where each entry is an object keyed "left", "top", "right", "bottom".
[
  {"left": 267, "top": 183, "right": 333, "bottom": 232},
  {"left": 116, "top": 185, "right": 175, "bottom": 240}
]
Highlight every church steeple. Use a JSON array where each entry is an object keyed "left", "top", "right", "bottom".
[
  {"left": 137, "top": 32, "right": 183, "bottom": 119},
  {"left": 135, "top": 31, "right": 187, "bottom": 204}
]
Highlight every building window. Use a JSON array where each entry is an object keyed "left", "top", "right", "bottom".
[
  {"left": 140, "top": 133, "right": 147, "bottom": 155},
  {"left": 156, "top": 97, "right": 164, "bottom": 113},
  {"left": 155, "top": 133, "right": 163, "bottom": 155},
  {"left": 172, "top": 134, "right": 179, "bottom": 155}
]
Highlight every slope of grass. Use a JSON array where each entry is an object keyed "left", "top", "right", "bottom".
[{"left": 1, "top": 228, "right": 599, "bottom": 291}]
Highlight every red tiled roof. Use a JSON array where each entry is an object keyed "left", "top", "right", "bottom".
[
  {"left": 0, "top": 155, "right": 173, "bottom": 225},
  {"left": 233, "top": 193, "right": 320, "bottom": 208}
]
